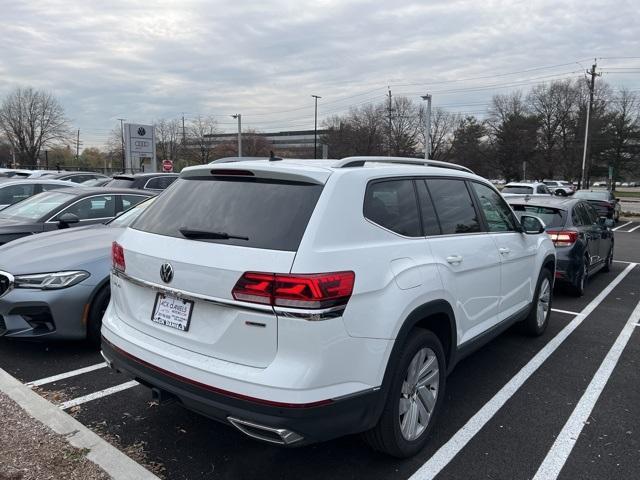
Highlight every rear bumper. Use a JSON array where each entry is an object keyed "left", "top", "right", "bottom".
[{"left": 101, "top": 337, "right": 381, "bottom": 445}]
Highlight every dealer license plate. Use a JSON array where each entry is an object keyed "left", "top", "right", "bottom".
[{"left": 151, "top": 293, "right": 194, "bottom": 332}]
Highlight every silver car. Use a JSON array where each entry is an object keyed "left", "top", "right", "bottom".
[{"left": 0, "top": 198, "right": 153, "bottom": 342}]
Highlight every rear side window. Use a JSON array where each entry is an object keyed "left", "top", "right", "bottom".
[
  {"left": 145, "top": 176, "right": 177, "bottom": 190},
  {"left": 0, "top": 184, "right": 35, "bottom": 205},
  {"left": 106, "top": 178, "right": 135, "bottom": 188},
  {"left": 132, "top": 177, "right": 323, "bottom": 251},
  {"left": 364, "top": 180, "right": 421, "bottom": 237},
  {"left": 502, "top": 186, "right": 533, "bottom": 194},
  {"left": 427, "top": 178, "right": 481, "bottom": 234}
]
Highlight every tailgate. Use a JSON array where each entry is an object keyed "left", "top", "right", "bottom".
[{"left": 111, "top": 228, "right": 295, "bottom": 368}]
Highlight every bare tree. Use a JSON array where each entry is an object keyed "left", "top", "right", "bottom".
[
  {"left": 0, "top": 87, "right": 70, "bottom": 165},
  {"left": 389, "top": 96, "right": 420, "bottom": 156},
  {"left": 187, "top": 115, "right": 219, "bottom": 164},
  {"left": 154, "top": 118, "right": 182, "bottom": 162},
  {"left": 418, "top": 107, "right": 459, "bottom": 161}
]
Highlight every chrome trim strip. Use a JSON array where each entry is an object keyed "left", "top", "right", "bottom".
[
  {"left": 0, "top": 270, "right": 15, "bottom": 299},
  {"left": 273, "top": 305, "right": 345, "bottom": 320},
  {"left": 112, "top": 269, "right": 273, "bottom": 314}
]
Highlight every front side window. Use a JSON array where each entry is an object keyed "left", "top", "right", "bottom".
[
  {"left": 120, "top": 194, "right": 148, "bottom": 211},
  {"left": 471, "top": 182, "right": 517, "bottom": 232},
  {"left": 55, "top": 195, "right": 116, "bottom": 220},
  {"left": 364, "top": 179, "right": 421, "bottom": 237},
  {"left": 427, "top": 178, "right": 481, "bottom": 234}
]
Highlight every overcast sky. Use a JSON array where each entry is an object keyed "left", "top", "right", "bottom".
[{"left": 1, "top": 0, "right": 639, "bottom": 148}]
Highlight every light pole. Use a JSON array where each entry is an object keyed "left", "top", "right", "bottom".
[
  {"left": 231, "top": 114, "right": 242, "bottom": 157},
  {"left": 118, "top": 118, "right": 126, "bottom": 172},
  {"left": 421, "top": 94, "right": 432, "bottom": 159},
  {"left": 311, "top": 95, "right": 321, "bottom": 159}
]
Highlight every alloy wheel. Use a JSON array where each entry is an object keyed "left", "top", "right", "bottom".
[
  {"left": 399, "top": 348, "right": 439, "bottom": 441},
  {"left": 537, "top": 277, "right": 551, "bottom": 327}
]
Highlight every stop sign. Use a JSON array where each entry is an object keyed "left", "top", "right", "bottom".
[{"left": 162, "top": 159, "right": 173, "bottom": 172}]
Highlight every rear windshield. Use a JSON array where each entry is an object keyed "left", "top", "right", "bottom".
[
  {"left": 132, "top": 177, "right": 323, "bottom": 251},
  {"left": 105, "top": 178, "right": 135, "bottom": 188},
  {"left": 510, "top": 204, "right": 566, "bottom": 229},
  {"left": 502, "top": 186, "right": 533, "bottom": 194},
  {"left": 574, "top": 191, "right": 608, "bottom": 201}
]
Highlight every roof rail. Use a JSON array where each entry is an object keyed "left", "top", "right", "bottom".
[{"left": 335, "top": 156, "right": 474, "bottom": 174}]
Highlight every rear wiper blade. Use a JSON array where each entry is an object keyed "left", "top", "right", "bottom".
[{"left": 179, "top": 228, "right": 249, "bottom": 241}]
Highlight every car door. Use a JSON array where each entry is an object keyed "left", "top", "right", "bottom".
[
  {"left": 470, "top": 181, "right": 537, "bottom": 320},
  {"left": 422, "top": 177, "right": 502, "bottom": 345},
  {"left": 584, "top": 202, "right": 611, "bottom": 263},
  {"left": 575, "top": 203, "right": 602, "bottom": 266}
]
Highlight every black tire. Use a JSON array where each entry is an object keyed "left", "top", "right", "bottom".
[
  {"left": 603, "top": 244, "right": 614, "bottom": 272},
  {"left": 87, "top": 285, "right": 110, "bottom": 345},
  {"left": 521, "top": 268, "right": 553, "bottom": 336},
  {"left": 363, "top": 329, "right": 446, "bottom": 458},
  {"left": 556, "top": 189, "right": 567, "bottom": 197},
  {"left": 571, "top": 258, "right": 588, "bottom": 297}
]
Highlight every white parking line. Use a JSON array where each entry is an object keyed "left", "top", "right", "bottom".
[
  {"left": 408, "top": 262, "right": 637, "bottom": 480},
  {"left": 612, "top": 221, "right": 632, "bottom": 231},
  {"left": 26, "top": 362, "right": 107, "bottom": 387},
  {"left": 59, "top": 380, "right": 139, "bottom": 410},
  {"left": 613, "top": 260, "right": 633, "bottom": 264},
  {"left": 532, "top": 299, "right": 640, "bottom": 479},
  {"left": 628, "top": 224, "right": 640, "bottom": 233},
  {"left": 551, "top": 308, "right": 580, "bottom": 316}
]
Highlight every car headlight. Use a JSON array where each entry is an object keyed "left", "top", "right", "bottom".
[{"left": 14, "top": 271, "right": 90, "bottom": 290}]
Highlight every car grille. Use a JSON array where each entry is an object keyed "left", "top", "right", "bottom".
[{"left": 0, "top": 273, "right": 11, "bottom": 297}]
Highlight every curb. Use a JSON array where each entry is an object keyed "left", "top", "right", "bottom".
[{"left": 0, "top": 367, "right": 159, "bottom": 480}]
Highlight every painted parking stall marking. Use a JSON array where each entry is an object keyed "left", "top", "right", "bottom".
[
  {"left": 533, "top": 298, "right": 640, "bottom": 480},
  {"left": 627, "top": 223, "right": 640, "bottom": 233},
  {"left": 408, "top": 262, "right": 637, "bottom": 480},
  {"left": 58, "top": 380, "right": 139, "bottom": 410},
  {"left": 612, "top": 221, "right": 632, "bottom": 231},
  {"left": 550, "top": 308, "right": 580, "bottom": 316},
  {"left": 26, "top": 362, "right": 107, "bottom": 387}
]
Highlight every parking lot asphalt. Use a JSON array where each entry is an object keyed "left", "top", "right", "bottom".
[{"left": 1, "top": 224, "right": 640, "bottom": 480}]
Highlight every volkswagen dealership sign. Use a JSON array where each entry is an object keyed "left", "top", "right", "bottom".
[{"left": 124, "top": 123, "right": 156, "bottom": 172}]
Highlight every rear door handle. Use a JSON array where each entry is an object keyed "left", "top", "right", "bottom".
[
  {"left": 446, "top": 255, "right": 463, "bottom": 264},
  {"left": 499, "top": 247, "right": 510, "bottom": 255}
]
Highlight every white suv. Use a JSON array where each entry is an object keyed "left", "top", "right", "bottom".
[{"left": 102, "top": 157, "right": 555, "bottom": 457}]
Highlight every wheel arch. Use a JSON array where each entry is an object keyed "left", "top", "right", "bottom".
[{"left": 84, "top": 277, "right": 111, "bottom": 327}]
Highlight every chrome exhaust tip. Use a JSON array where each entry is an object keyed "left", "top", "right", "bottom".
[{"left": 227, "top": 417, "right": 303, "bottom": 445}]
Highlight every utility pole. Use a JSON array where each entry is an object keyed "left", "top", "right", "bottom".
[
  {"left": 421, "top": 94, "right": 432, "bottom": 159},
  {"left": 182, "top": 113, "right": 186, "bottom": 144},
  {"left": 44, "top": 150, "right": 49, "bottom": 169},
  {"left": 387, "top": 88, "right": 393, "bottom": 156},
  {"left": 232, "top": 114, "right": 242, "bottom": 157},
  {"left": 75, "top": 129, "right": 80, "bottom": 165},
  {"left": 118, "top": 118, "right": 126, "bottom": 173},
  {"left": 312, "top": 95, "right": 321, "bottom": 159},
  {"left": 580, "top": 60, "right": 601, "bottom": 190}
]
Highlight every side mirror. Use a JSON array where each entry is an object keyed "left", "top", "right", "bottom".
[
  {"left": 615, "top": 198, "right": 620, "bottom": 203},
  {"left": 600, "top": 217, "right": 615, "bottom": 228},
  {"left": 57, "top": 212, "right": 80, "bottom": 227},
  {"left": 520, "top": 215, "right": 546, "bottom": 234}
]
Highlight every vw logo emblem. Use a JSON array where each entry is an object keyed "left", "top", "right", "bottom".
[
  {"left": 137, "top": 126, "right": 146, "bottom": 136},
  {"left": 160, "top": 263, "right": 173, "bottom": 283}
]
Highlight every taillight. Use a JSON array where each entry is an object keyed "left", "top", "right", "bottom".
[
  {"left": 232, "top": 271, "right": 355, "bottom": 309},
  {"left": 547, "top": 230, "right": 578, "bottom": 247},
  {"left": 112, "top": 241, "right": 125, "bottom": 271}
]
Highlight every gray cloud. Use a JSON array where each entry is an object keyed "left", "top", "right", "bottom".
[{"left": 0, "top": 0, "right": 638, "bottom": 147}]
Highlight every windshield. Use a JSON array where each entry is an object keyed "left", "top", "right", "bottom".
[
  {"left": 502, "top": 186, "right": 533, "bottom": 194},
  {"left": 574, "top": 191, "right": 609, "bottom": 201},
  {"left": 510, "top": 204, "right": 566, "bottom": 229},
  {"left": 108, "top": 197, "right": 155, "bottom": 227},
  {"left": 0, "top": 190, "right": 73, "bottom": 222},
  {"left": 132, "top": 177, "right": 323, "bottom": 251}
]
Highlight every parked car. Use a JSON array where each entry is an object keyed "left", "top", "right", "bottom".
[
  {"left": 101, "top": 156, "right": 555, "bottom": 457},
  {"left": 104, "top": 173, "right": 179, "bottom": 192},
  {"left": 0, "top": 187, "right": 153, "bottom": 245},
  {"left": 592, "top": 181, "right": 607, "bottom": 187},
  {"left": 0, "top": 198, "right": 154, "bottom": 342},
  {"left": 0, "top": 169, "right": 34, "bottom": 179},
  {"left": 0, "top": 179, "right": 77, "bottom": 210},
  {"left": 40, "top": 171, "right": 110, "bottom": 184},
  {"left": 501, "top": 181, "right": 553, "bottom": 196},
  {"left": 573, "top": 190, "right": 621, "bottom": 222},
  {"left": 507, "top": 196, "right": 614, "bottom": 296},
  {"left": 543, "top": 180, "right": 575, "bottom": 196}
]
